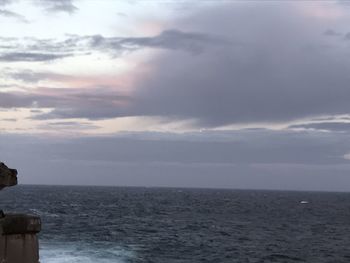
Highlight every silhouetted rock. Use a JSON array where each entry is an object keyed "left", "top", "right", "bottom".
[{"left": 0, "top": 162, "right": 17, "bottom": 190}]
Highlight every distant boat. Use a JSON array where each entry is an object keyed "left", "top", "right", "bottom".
[{"left": 300, "top": 200, "right": 309, "bottom": 204}]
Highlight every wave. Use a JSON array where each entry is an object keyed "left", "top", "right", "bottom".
[
  {"left": 40, "top": 242, "right": 136, "bottom": 263},
  {"left": 29, "top": 209, "right": 60, "bottom": 218}
]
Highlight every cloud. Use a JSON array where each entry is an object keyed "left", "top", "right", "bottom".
[
  {"left": 289, "top": 122, "right": 350, "bottom": 132},
  {"left": 4, "top": 2, "right": 350, "bottom": 129},
  {"left": 0, "top": 87, "right": 130, "bottom": 117},
  {"left": 0, "top": 52, "right": 69, "bottom": 62},
  {"left": 1, "top": 118, "right": 16, "bottom": 122},
  {"left": 336, "top": 0, "right": 350, "bottom": 7},
  {"left": 82, "top": 29, "right": 230, "bottom": 55},
  {"left": 2, "top": 129, "right": 350, "bottom": 190},
  {"left": 115, "top": 2, "right": 350, "bottom": 127},
  {"left": 3, "top": 128, "right": 350, "bottom": 165},
  {"left": 0, "top": 1, "right": 27, "bottom": 22},
  {"left": 37, "top": 0, "right": 78, "bottom": 14},
  {"left": 0, "top": 0, "right": 10, "bottom": 5},
  {"left": 2, "top": 1, "right": 350, "bottom": 191},
  {"left": 37, "top": 121, "right": 99, "bottom": 131},
  {"left": 0, "top": 9, "right": 28, "bottom": 22},
  {"left": 117, "top": 29, "right": 231, "bottom": 54},
  {"left": 324, "top": 29, "right": 341, "bottom": 36},
  {"left": 0, "top": 36, "right": 83, "bottom": 62},
  {"left": 5, "top": 69, "right": 70, "bottom": 83},
  {"left": 344, "top": 32, "right": 350, "bottom": 40},
  {"left": 16, "top": 2, "right": 350, "bottom": 126},
  {"left": 0, "top": 0, "right": 77, "bottom": 16},
  {"left": 0, "top": 29, "right": 226, "bottom": 63}
]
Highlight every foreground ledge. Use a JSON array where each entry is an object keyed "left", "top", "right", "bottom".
[{"left": 0, "top": 214, "right": 41, "bottom": 263}]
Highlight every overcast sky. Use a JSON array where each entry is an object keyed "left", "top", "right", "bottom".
[{"left": 1, "top": 0, "right": 350, "bottom": 191}]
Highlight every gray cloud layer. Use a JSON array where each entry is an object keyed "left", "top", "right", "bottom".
[
  {"left": 121, "top": 3, "right": 350, "bottom": 126},
  {"left": 2, "top": 129, "right": 350, "bottom": 191},
  {"left": 4, "top": 69, "right": 69, "bottom": 83},
  {"left": 0, "top": 87, "right": 130, "bottom": 113}
]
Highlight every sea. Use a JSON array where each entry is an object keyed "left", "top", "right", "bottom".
[{"left": 0, "top": 185, "right": 349, "bottom": 263}]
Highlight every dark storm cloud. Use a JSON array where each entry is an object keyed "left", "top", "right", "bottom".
[
  {"left": 117, "top": 3, "right": 350, "bottom": 127},
  {"left": 289, "top": 122, "right": 350, "bottom": 132}
]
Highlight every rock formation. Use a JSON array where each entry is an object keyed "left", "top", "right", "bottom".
[
  {"left": 0, "top": 162, "right": 41, "bottom": 263},
  {"left": 0, "top": 162, "right": 17, "bottom": 190}
]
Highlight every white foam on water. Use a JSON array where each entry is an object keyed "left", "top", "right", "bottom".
[
  {"left": 29, "top": 208, "right": 60, "bottom": 218},
  {"left": 40, "top": 242, "right": 136, "bottom": 263}
]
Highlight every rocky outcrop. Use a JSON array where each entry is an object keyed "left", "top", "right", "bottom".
[
  {"left": 0, "top": 162, "right": 41, "bottom": 263},
  {"left": 0, "top": 162, "right": 17, "bottom": 190}
]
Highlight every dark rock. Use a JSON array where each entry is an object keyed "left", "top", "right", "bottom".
[{"left": 0, "top": 162, "right": 17, "bottom": 190}]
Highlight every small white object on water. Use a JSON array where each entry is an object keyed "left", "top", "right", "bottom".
[{"left": 300, "top": 200, "right": 309, "bottom": 204}]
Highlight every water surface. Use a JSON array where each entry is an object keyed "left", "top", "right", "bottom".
[{"left": 1, "top": 185, "right": 349, "bottom": 262}]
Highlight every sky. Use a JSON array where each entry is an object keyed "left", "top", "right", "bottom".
[{"left": 2, "top": 0, "right": 350, "bottom": 191}]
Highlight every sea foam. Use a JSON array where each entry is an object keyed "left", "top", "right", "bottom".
[{"left": 40, "top": 242, "right": 135, "bottom": 263}]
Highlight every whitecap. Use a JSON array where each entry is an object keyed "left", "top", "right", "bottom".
[{"left": 39, "top": 242, "right": 136, "bottom": 263}]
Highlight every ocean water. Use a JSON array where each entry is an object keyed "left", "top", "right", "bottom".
[{"left": 0, "top": 186, "right": 350, "bottom": 263}]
